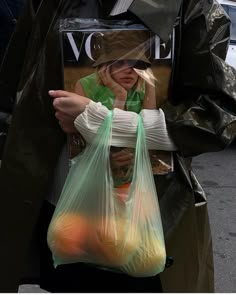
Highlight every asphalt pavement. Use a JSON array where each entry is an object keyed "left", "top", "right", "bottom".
[
  {"left": 192, "top": 142, "right": 236, "bottom": 293},
  {"left": 19, "top": 143, "right": 236, "bottom": 293}
]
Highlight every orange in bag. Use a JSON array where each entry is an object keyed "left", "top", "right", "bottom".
[
  {"left": 48, "top": 213, "right": 93, "bottom": 258},
  {"left": 115, "top": 182, "right": 131, "bottom": 203}
]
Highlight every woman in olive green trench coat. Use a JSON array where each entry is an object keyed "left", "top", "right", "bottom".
[{"left": 0, "top": 0, "right": 236, "bottom": 292}]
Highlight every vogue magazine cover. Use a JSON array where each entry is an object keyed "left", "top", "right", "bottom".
[{"left": 60, "top": 19, "right": 174, "bottom": 177}]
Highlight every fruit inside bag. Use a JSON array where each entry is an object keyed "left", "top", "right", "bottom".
[
  {"left": 114, "top": 183, "right": 166, "bottom": 276},
  {"left": 47, "top": 112, "right": 166, "bottom": 276},
  {"left": 47, "top": 210, "right": 141, "bottom": 267}
]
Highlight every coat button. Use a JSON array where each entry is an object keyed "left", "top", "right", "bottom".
[{"left": 165, "top": 256, "right": 174, "bottom": 268}]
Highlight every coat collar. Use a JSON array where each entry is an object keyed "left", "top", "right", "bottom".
[
  {"left": 129, "top": 0, "right": 182, "bottom": 42},
  {"left": 99, "top": 0, "right": 182, "bottom": 42}
]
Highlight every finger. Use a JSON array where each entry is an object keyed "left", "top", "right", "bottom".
[
  {"left": 52, "top": 94, "right": 90, "bottom": 119},
  {"left": 98, "top": 66, "right": 107, "bottom": 82},
  {"left": 52, "top": 96, "right": 76, "bottom": 111},
  {"left": 105, "top": 66, "right": 112, "bottom": 80},
  {"left": 48, "top": 90, "right": 75, "bottom": 98},
  {"left": 101, "top": 65, "right": 106, "bottom": 72},
  {"left": 106, "top": 65, "right": 110, "bottom": 75},
  {"left": 55, "top": 111, "right": 72, "bottom": 121},
  {"left": 52, "top": 97, "right": 65, "bottom": 110}
]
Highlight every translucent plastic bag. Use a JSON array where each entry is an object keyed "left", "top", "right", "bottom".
[{"left": 47, "top": 111, "right": 166, "bottom": 277}]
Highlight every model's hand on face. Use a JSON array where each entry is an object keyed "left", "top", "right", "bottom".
[
  {"left": 48, "top": 90, "right": 91, "bottom": 133},
  {"left": 98, "top": 65, "right": 127, "bottom": 100}
]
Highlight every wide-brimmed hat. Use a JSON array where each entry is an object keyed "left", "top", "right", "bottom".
[{"left": 91, "top": 30, "right": 152, "bottom": 69}]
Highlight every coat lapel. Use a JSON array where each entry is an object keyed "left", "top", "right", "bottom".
[{"left": 129, "top": 0, "right": 182, "bottom": 42}]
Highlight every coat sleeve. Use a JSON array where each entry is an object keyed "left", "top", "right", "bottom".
[
  {"left": 0, "top": 0, "right": 38, "bottom": 159},
  {"left": 165, "top": 0, "right": 236, "bottom": 157}
]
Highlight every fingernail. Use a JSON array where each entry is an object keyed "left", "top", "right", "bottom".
[{"left": 48, "top": 90, "right": 55, "bottom": 95}]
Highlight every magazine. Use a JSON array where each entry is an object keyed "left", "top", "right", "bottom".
[{"left": 60, "top": 19, "right": 174, "bottom": 176}]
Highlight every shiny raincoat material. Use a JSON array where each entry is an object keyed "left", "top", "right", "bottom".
[
  {"left": 0, "top": 0, "right": 26, "bottom": 156},
  {"left": 0, "top": 0, "right": 236, "bottom": 292},
  {"left": 0, "top": 0, "right": 25, "bottom": 64}
]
